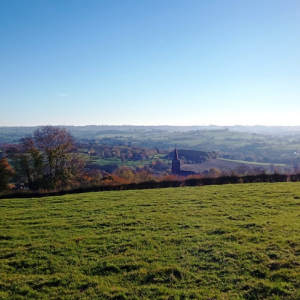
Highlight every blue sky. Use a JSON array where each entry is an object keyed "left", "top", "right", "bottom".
[{"left": 0, "top": 0, "right": 299, "bottom": 126}]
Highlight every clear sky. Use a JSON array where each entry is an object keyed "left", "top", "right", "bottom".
[{"left": 0, "top": 0, "right": 299, "bottom": 126}]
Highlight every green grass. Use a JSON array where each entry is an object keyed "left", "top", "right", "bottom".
[
  {"left": 217, "top": 158, "right": 287, "bottom": 167},
  {"left": 1, "top": 183, "right": 300, "bottom": 299}
]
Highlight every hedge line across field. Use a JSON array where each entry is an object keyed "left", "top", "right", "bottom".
[{"left": 1, "top": 173, "right": 300, "bottom": 199}]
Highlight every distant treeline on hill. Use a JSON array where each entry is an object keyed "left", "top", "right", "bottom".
[
  {"left": 166, "top": 149, "right": 217, "bottom": 163},
  {"left": 2, "top": 173, "right": 300, "bottom": 199}
]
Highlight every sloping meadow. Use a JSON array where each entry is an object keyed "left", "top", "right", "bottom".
[{"left": 0, "top": 183, "right": 300, "bottom": 299}]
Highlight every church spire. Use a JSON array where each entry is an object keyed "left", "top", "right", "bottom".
[
  {"left": 173, "top": 148, "right": 179, "bottom": 160},
  {"left": 171, "top": 148, "right": 180, "bottom": 174}
]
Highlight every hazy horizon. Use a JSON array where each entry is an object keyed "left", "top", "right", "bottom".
[
  {"left": 2, "top": 124, "right": 300, "bottom": 129},
  {"left": 1, "top": 0, "right": 299, "bottom": 127}
]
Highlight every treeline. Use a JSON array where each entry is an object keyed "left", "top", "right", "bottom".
[{"left": 1, "top": 173, "right": 300, "bottom": 199}]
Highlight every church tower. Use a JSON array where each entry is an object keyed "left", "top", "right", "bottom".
[{"left": 171, "top": 148, "right": 180, "bottom": 174}]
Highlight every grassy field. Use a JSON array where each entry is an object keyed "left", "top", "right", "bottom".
[
  {"left": 182, "top": 159, "right": 288, "bottom": 174},
  {"left": 217, "top": 158, "right": 286, "bottom": 166},
  {"left": 1, "top": 183, "right": 300, "bottom": 299}
]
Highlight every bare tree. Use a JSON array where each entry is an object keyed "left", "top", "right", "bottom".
[
  {"left": 33, "top": 126, "right": 84, "bottom": 189},
  {"left": 7, "top": 126, "right": 85, "bottom": 190},
  {"left": 235, "top": 164, "right": 250, "bottom": 176}
]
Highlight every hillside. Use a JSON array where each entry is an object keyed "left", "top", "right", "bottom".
[
  {"left": 181, "top": 158, "right": 289, "bottom": 174},
  {"left": 1, "top": 183, "right": 300, "bottom": 299}
]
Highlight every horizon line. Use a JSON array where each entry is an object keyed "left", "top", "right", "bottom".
[{"left": 1, "top": 124, "right": 300, "bottom": 128}]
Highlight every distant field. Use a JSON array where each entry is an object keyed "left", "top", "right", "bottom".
[
  {"left": 1, "top": 183, "right": 300, "bottom": 299},
  {"left": 182, "top": 158, "right": 288, "bottom": 173},
  {"left": 218, "top": 158, "right": 286, "bottom": 166}
]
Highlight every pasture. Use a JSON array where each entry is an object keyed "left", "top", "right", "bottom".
[
  {"left": 182, "top": 159, "right": 288, "bottom": 174},
  {"left": 1, "top": 183, "right": 300, "bottom": 299}
]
